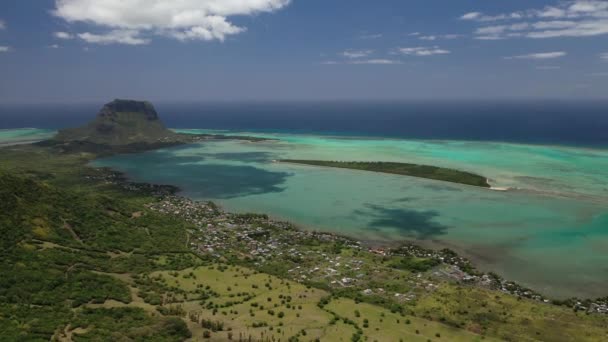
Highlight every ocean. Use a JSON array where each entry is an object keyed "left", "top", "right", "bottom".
[
  {"left": 1, "top": 101, "right": 608, "bottom": 147},
  {"left": 2, "top": 101, "right": 608, "bottom": 299}
]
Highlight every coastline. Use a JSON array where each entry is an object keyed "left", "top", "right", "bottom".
[
  {"left": 94, "top": 163, "right": 607, "bottom": 307},
  {"left": 90, "top": 139, "right": 608, "bottom": 299}
]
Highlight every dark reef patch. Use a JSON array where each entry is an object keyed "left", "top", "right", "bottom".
[
  {"left": 177, "top": 164, "right": 290, "bottom": 199},
  {"left": 354, "top": 204, "right": 448, "bottom": 239},
  {"left": 95, "top": 149, "right": 291, "bottom": 199},
  {"left": 422, "top": 184, "right": 463, "bottom": 192},
  {"left": 207, "top": 152, "right": 277, "bottom": 163}
]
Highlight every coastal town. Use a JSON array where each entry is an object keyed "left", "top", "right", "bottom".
[{"left": 141, "top": 191, "right": 608, "bottom": 316}]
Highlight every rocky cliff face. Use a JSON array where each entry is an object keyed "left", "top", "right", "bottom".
[{"left": 55, "top": 99, "right": 178, "bottom": 145}]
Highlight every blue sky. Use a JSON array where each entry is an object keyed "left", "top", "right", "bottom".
[{"left": 1, "top": 0, "right": 607, "bottom": 103}]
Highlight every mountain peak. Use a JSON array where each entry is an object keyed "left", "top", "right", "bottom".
[{"left": 99, "top": 99, "right": 159, "bottom": 121}]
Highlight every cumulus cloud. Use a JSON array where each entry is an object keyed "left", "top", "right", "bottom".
[
  {"left": 505, "top": 51, "right": 567, "bottom": 60},
  {"left": 462, "top": 1, "right": 608, "bottom": 40},
  {"left": 54, "top": 31, "right": 74, "bottom": 39},
  {"left": 0, "top": 46, "right": 11, "bottom": 52},
  {"left": 397, "top": 46, "right": 450, "bottom": 56},
  {"left": 342, "top": 49, "right": 374, "bottom": 59},
  {"left": 52, "top": 0, "right": 291, "bottom": 44}
]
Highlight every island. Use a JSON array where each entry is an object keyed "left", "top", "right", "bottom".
[{"left": 279, "top": 160, "right": 491, "bottom": 188}]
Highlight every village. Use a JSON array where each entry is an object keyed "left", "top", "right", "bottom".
[{"left": 142, "top": 193, "right": 608, "bottom": 316}]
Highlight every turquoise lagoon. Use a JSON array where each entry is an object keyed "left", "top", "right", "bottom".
[
  {"left": 2, "top": 128, "right": 606, "bottom": 299},
  {"left": 91, "top": 130, "right": 608, "bottom": 299}
]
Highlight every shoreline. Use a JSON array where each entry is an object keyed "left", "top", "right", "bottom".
[{"left": 94, "top": 163, "right": 608, "bottom": 307}]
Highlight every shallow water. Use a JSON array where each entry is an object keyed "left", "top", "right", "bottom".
[
  {"left": 2, "top": 128, "right": 606, "bottom": 299},
  {"left": 89, "top": 130, "right": 608, "bottom": 299},
  {"left": 0, "top": 128, "right": 55, "bottom": 146}
]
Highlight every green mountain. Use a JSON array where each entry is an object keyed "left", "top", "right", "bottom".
[{"left": 54, "top": 99, "right": 179, "bottom": 145}]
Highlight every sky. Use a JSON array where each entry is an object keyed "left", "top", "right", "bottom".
[{"left": 1, "top": 0, "right": 608, "bottom": 103}]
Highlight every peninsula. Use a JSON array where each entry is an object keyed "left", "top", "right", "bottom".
[{"left": 280, "top": 160, "right": 491, "bottom": 188}]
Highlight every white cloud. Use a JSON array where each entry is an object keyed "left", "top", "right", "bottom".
[
  {"left": 53, "top": 0, "right": 291, "bottom": 44},
  {"left": 589, "top": 72, "right": 608, "bottom": 76},
  {"left": 349, "top": 59, "right": 401, "bottom": 65},
  {"left": 419, "top": 34, "right": 463, "bottom": 41},
  {"left": 49, "top": 44, "right": 61, "bottom": 49},
  {"left": 342, "top": 50, "right": 373, "bottom": 59},
  {"left": 322, "top": 59, "right": 402, "bottom": 65},
  {"left": 463, "top": 1, "right": 608, "bottom": 39},
  {"left": 505, "top": 51, "right": 567, "bottom": 60},
  {"left": 0, "top": 20, "right": 5, "bottom": 30},
  {"left": 461, "top": 11, "right": 525, "bottom": 22},
  {"left": 601, "top": 52, "right": 608, "bottom": 60},
  {"left": 460, "top": 12, "right": 482, "bottom": 21},
  {"left": 0, "top": 46, "right": 11, "bottom": 52},
  {"left": 408, "top": 32, "right": 421, "bottom": 36},
  {"left": 527, "top": 20, "right": 608, "bottom": 38},
  {"left": 397, "top": 46, "right": 450, "bottom": 56},
  {"left": 54, "top": 31, "right": 74, "bottom": 39},
  {"left": 78, "top": 30, "right": 150, "bottom": 45}
]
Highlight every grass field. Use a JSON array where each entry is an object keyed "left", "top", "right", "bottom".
[
  {"left": 326, "top": 298, "right": 494, "bottom": 342},
  {"left": 413, "top": 284, "right": 608, "bottom": 342},
  {"left": 150, "top": 265, "right": 335, "bottom": 341}
]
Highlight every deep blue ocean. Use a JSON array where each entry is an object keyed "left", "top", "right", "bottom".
[{"left": 1, "top": 101, "right": 607, "bottom": 147}]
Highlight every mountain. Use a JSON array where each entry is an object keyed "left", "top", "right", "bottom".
[{"left": 54, "top": 99, "right": 179, "bottom": 145}]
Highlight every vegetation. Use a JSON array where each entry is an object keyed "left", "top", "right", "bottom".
[
  {"left": 0, "top": 138, "right": 606, "bottom": 341},
  {"left": 280, "top": 160, "right": 491, "bottom": 187}
]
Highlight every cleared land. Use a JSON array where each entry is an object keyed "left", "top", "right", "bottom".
[{"left": 279, "top": 160, "right": 491, "bottom": 188}]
